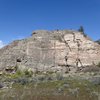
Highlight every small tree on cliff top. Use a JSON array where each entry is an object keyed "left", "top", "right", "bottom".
[
  {"left": 78, "top": 26, "right": 84, "bottom": 33},
  {"left": 78, "top": 26, "right": 87, "bottom": 37}
]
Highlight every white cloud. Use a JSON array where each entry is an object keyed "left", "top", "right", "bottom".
[{"left": 0, "top": 40, "right": 5, "bottom": 48}]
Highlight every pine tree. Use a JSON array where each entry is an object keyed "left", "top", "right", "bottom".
[
  {"left": 78, "top": 26, "right": 84, "bottom": 33},
  {"left": 78, "top": 26, "right": 87, "bottom": 37}
]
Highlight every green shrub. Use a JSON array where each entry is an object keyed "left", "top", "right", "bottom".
[
  {"left": 24, "top": 69, "right": 33, "bottom": 77},
  {"left": 10, "top": 70, "right": 24, "bottom": 78}
]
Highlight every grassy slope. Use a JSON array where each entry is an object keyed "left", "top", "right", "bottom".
[{"left": 0, "top": 76, "right": 100, "bottom": 100}]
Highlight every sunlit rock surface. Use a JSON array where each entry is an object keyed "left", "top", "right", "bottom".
[{"left": 0, "top": 30, "right": 100, "bottom": 72}]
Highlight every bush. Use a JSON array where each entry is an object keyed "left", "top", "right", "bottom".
[
  {"left": 97, "top": 62, "right": 100, "bottom": 68},
  {"left": 37, "top": 75, "right": 46, "bottom": 81},
  {"left": 91, "top": 77, "right": 100, "bottom": 85},
  {"left": 10, "top": 70, "right": 24, "bottom": 78},
  {"left": 56, "top": 73, "right": 64, "bottom": 80},
  {"left": 0, "top": 83, "right": 4, "bottom": 88},
  {"left": 14, "top": 69, "right": 33, "bottom": 78},
  {"left": 14, "top": 77, "right": 29, "bottom": 85},
  {"left": 24, "top": 69, "right": 33, "bottom": 77}
]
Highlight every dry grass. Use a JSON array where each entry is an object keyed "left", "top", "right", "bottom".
[{"left": 0, "top": 77, "right": 100, "bottom": 100}]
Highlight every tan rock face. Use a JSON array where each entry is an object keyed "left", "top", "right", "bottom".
[{"left": 0, "top": 30, "right": 100, "bottom": 72}]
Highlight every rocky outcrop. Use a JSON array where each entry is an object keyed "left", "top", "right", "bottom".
[{"left": 0, "top": 30, "right": 100, "bottom": 73}]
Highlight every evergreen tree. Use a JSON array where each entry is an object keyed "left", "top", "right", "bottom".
[
  {"left": 78, "top": 26, "right": 87, "bottom": 37},
  {"left": 78, "top": 26, "right": 84, "bottom": 33}
]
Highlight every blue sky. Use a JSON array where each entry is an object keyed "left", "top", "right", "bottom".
[{"left": 0, "top": 0, "right": 100, "bottom": 47}]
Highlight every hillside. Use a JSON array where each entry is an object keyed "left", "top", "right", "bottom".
[
  {"left": 0, "top": 30, "right": 100, "bottom": 100},
  {"left": 0, "top": 30, "right": 100, "bottom": 74}
]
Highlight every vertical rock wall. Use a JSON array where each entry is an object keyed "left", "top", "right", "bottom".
[{"left": 0, "top": 30, "right": 100, "bottom": 72}]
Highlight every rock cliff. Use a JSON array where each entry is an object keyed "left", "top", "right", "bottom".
[{"left": 0, "top": 30, "right": 100, "bottom": 73}]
